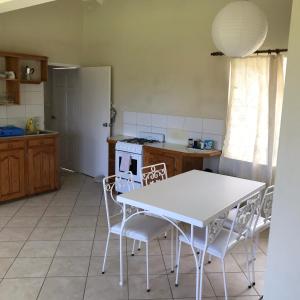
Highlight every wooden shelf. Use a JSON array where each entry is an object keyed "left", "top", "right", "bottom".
[{"left": 0, "top": 51, "right": 48, "bottom": 105}]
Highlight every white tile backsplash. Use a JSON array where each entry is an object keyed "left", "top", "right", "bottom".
[
  {"left": 123, "top": 124, "right": 137, "bottom": 137},
  {"left": 184, "top": 117, "right": 203, "bottom": 132},
  {"left": 123, "top": 111, "right": 137, "bottom": 125},
  {"left": 137, "top": 113, "right": 151, "bottom": 126},
  {"left": 6, "top": 105, "right": 26, "bottom": 118},
  {"left": 123, "top": 111, "right": 225, "bottom": 150},
  {"left": 203, "top": 119, "right": 225, "bottom": 135},
  {"left": 0, "top": 83, "right": 45, "bottom": 129},
  {"left": 167, "top": 115, "right": 185, "bottom": 129},
  {"left": 151, "top": 114, "right": 167, "bottom": 128}
]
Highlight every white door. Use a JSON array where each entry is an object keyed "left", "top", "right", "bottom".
[{"left": 78, "top": 67, "right": 111, "bottom": 177}]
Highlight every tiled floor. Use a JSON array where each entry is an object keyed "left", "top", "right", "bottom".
[{"left": 0, "top": 172, "right": 269, "bottom": 300}]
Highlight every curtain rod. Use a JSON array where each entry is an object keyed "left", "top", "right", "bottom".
[{"left": 211, "top": 49, "right": 288, "bottom": 56}]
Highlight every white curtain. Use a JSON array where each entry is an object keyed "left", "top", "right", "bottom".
[{"left": 219, "top": 55, "right": 286, "bottom": 184}]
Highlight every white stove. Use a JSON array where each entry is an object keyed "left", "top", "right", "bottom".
[{"left": 115, "top": 132, "right": 165, "bottom": 192}]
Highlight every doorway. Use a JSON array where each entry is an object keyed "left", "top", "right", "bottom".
[{"left": 44, "top": 65, "right": 111, "bottom": 178}]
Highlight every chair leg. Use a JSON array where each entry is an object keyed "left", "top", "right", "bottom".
[
  {"left": 251, "top": 234, "right": 259, "bottom": 286},
  {"left": 199, "top": 250, "right": 206, "bottom": 300},
  {"left": 243, "top": 240, "right": 252, "bottom": 288},
  {"left": 208, "top": 254, "right": 212, "bottom": 264},
  {"left": 175, "top": 240, "right": 182, "bottom": 287},
  {"left": 164, "top": 232, "right": 167, "bottom": 239},
  {"left": 131, "top": 240, "right": 136, "bottom": 256},
  {"left": 221, "top": 258, "right": 228, "bottom": 300},
  {"left": 101, "top": 232, "right": 111, "bottom": 274},
  {"left": 146, "top": 241, "right": 150, "bottom": 292},
  {"left": 175, "top": 228, "right": 179, "bottom": 267},
  {"left": 138, "top": 240, "right": 142, "bottom": 251},
  {"left": 170, "top": 227, "right": 174, "bottom": 273}
]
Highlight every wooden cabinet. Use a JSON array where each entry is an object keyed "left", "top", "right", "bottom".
[
  {"left": 144, "top": 145, "right": 221, "bottom": 177},
  {"left": 0, "top": 148, "right": 25, "bottom": 201},
  {"left": 28, "top": 144, "right": 56, "bottom": 195},
  {"left": 0, "top": 134, "right": 60, "bottom": 202}
]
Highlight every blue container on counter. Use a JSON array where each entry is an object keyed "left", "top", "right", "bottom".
[
  {"left": 0, "top": 126, "right": 25, "bottom": 137},
  {"left": 204, "top": 139, "right": 214, "bottom": 150}
]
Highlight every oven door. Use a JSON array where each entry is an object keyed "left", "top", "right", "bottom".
[{"left": 115, "top": 150, "right": 142, "bottom": 183}]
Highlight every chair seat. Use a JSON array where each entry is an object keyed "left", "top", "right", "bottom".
[
  {"left": 223, "top": 208, "right": 270, "bottom": 235},
  {"left": 111, "top": 214, "right": 172, "bottom": 242},
  {"left": 179, "top": 227, "right": 241, "bottom": 258}
]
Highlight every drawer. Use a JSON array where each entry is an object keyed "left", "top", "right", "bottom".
[
  {"left": 28, "top": 138, "right": 55, "bottom": 147},
  {"left": 0, "top": 140, "right": 25, "bottom": 150}
]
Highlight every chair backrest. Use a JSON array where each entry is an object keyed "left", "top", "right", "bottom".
[
  {"left": 140, "top": 163, "right": 168, "bottom": 186},
  {"left": 223, "top": 193, "right": 261, "bottom": 253},
  {"left": 102, "top": 172, "right": 134, "bottom": 229},
  {"left": 261, "top": 185, "right": 274, "bottom": 222}
]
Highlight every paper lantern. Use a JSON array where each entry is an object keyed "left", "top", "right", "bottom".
[{"left": 212, "top": 1, "right": 268, "bottom": 57}]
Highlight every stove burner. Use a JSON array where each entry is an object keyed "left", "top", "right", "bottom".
[{"left": 121, "top": 138, "right": 159, "bottom": 145}]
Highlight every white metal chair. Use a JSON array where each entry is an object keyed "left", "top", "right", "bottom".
[
  {"left": 223, "top": 186, "right": 274, "bottom": 286},
  {"left": 102, "top": 172, "right": 173, "bottom": 292},
  {"left": 139, "top": 162, "right": 177, "bottom": 272},
  {"left": 175, "top": 193, "right": 260, "bottom": 300}
]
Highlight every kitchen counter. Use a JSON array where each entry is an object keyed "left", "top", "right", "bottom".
[
  {"left": 144, "top": 142, "right": 221, "bottom": 157},
  {"left": 0, "top": 130, "right": 58, "bottom": 140}
]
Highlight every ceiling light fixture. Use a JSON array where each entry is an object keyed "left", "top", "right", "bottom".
[{"left": 212, "top": 1, "right": 268, "bottom": 57}]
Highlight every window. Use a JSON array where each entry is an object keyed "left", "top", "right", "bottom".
[{"left": 223, "top": 55, "right": 287, "bottom": 167}]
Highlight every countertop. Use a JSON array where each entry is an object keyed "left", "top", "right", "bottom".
[
  {"left": 108, "top": 136, "right": 221, "bottom": 157},
  {"left": 0, "top": 130, "right": 59, "bottom": 140}
]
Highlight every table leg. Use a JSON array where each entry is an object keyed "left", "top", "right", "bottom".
[
  {"left": 119, "top": 203, "right": 126, "bottom": 286},
  {"left": 191, "top": 225, "right": 200, "bottom": 300}
]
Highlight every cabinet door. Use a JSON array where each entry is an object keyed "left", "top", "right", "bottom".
[
  {"left": 0, "top": 149, "right": 25, "bottom": 201},
  {"left": 144, "top": 151, "right": 176, "bottom": 177},
  {"left": 28, "top": 146, "right": 56, "bottom": 194}
]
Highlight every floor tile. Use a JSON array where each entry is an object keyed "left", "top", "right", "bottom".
[
  {"left": 0, "top": 202, "right": 24, "bottom": 217},
  {"left": 128, "top": 255, "right": 167, "bottom": 275},
  {"left": 56, "top": 241, "right": 93, "bottom": 257},
  {"left": 72, "top": 206, "right": 100, "bottom": 216},
  {"left": 205, "top": 254, "right": 242, "bottom": 273},
  {"left": 94, "top": 226, "right": 117, "bottom": 241},
  {"left": 84, "top": 276, "right": 128, "bottom": 300},
  {"left": 92, "top": 239, "right": 126, "bottom": 256},
  {"left": 77, "top": 193, "right": 101, "bottom": 206},
  {"left": 44, "top": 206, "right": 73, "bottom": 217},
  {"left": 0, "top": 227, "right": 33, "bottom": 241},
  {"left": 38, "top": 277, "right": 86, "bottom": 300},
  {"left": 62, "top": 227, "right": 95, "bottom": 241},
  {"left": 5, "top": 257, "right": 52, "bottom": 278},
  {"left": 0, "top": 241, "right": 24, "bottom": 257},
  {"left": 6, "top": 216, "right": 40, "bottom": 227},
  {"left": 0, "top": 278, "right": 44, "bottom": 300},
  {"left": 37, "top": 216, "right": 69, "bottom": 228},
  {"left": 23, "top": 194, "right": 55, "bottom": 207},
  {"left": 29, "top": 227, "right": 65, "bottom": 241},
  {"left": 18, "top": 241, "right": 59, "bottom": 258},
  {"left": 232, "top": 253, "right": 267, "bottom": 272},
  {"left": 50, "top": 197, "right": 77, "bottom": 207},
  {"left": 48, "top": 257, "right": 90, "bottom": 277},
  {"left": 207, "top": 272, "right": 258, "bottom": 297},
  {"left": 0, "top": 258, "right": 14, "bottom": 278},
  {"left": 127, "top": 239, "right": 162, "bottom": 256},
  {"left": 15, "top": 206, "right": 46, "bottom": 217},
  {"left": 252, "top": 272, "right": 265, "bottom": 295},
  {"left": 0, "top": 217, "right": 11, "bottom": 227},
  {"left": 89, "top": 256, "right": 127, "bottom": 276},
  {"left": 67, "top": 215, "right": 98, "bottom": 228},
  {"left": 169, "top": 273, "right": 215, "bottom": 298},
  {"left": 128, "top": 274, "right": 172, "bottom": 299}
]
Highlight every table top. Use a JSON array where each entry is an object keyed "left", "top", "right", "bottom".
[{"left": 117, "top": 170, "right": 266, "bottom": 227}]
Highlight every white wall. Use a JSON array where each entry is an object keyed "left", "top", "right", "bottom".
[{"left": 264, "top": 1, "right": 300, "bottom": 299}]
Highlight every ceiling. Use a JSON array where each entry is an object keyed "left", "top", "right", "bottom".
[{"left": 0, "top": 0, "right": 55, "bottom": 14}]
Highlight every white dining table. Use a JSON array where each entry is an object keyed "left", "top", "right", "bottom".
[{"left": 117, "top": 170, "right": 266, "bottom": 300}]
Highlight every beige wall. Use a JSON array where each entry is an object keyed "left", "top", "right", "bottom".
[
  {"left": 264, "top": 1, "right": 300, "bottom": 299},
  {"left": 0, "top": 0, "right": 292, "bottom": 134},
  {"left": 81, "top": 0, "right": 292, "bottom": 133},
  {"left": 0, "top": 0, "right": 83, "bottom": 65}
]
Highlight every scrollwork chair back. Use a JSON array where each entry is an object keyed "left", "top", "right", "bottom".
[{"left": 141, "top": 163, "right": 168, "bottom": 186}]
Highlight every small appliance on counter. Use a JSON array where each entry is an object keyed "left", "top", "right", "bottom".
[
  {"left": 187, "top": 138, "right": 215, "bottom": 150},
  {"left": 0, "top": 126, "right": 25, "bottom": 137}
]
